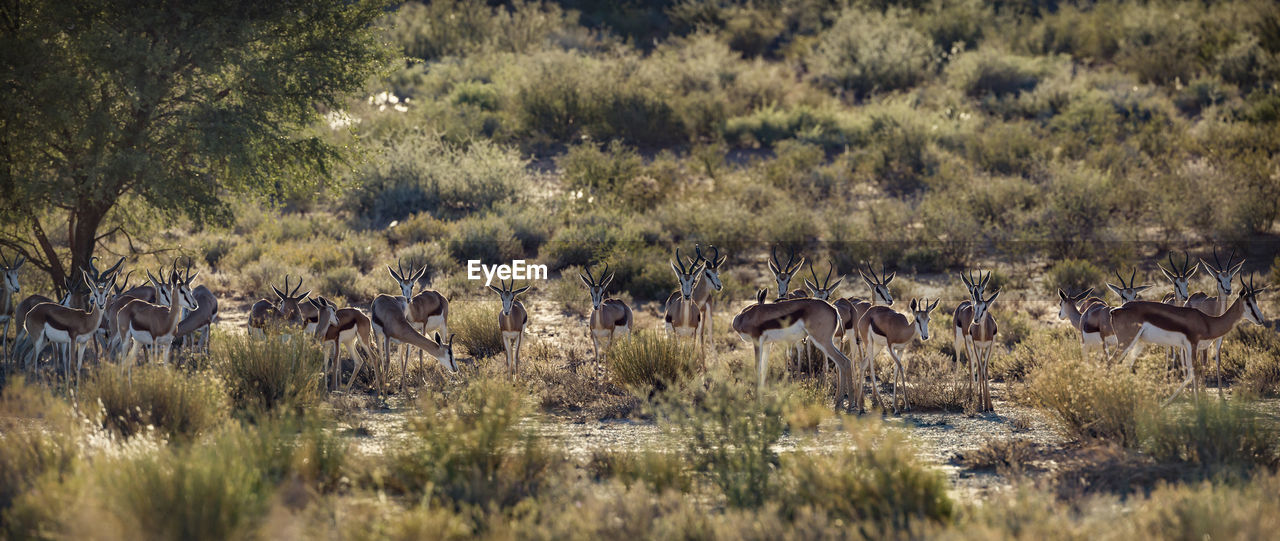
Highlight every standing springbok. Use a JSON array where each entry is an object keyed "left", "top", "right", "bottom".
[
  {"left": 857, "top": 298, "right": 938, "bottom": 413},
  {"left": 370, "top": 293, "right": 456, "bottom": 396},
  {"left": 23, "top": 270, "right": 113, "bottom": 384},
  {"left": 1159, "top": 251, "right": 1198, "bottom": 306},
  {"left": 953, "top": 270, "right": 989, "bottom": 389},
  {"left": 1109, "top": 275, "right": 1267, "bottom": 405},
  {"left": 176, "top": 284, "right": 218, "bottom": 354},
  {"left": 664, "top": 248, "right": 704, "bottom": 345},
  {"left": 1, "top": 253, "right": 24, "bottom": 357},
  {"left": 116, "top": 264, "right": 199, "bottom": 371},
  {"left": 834, "top": 264, "right": 895, "bottom": 363},
  {"left": 581, "top": 264, "right": 632, "bottom": 371},
  {"left": 801, "top": 262, "right": 843, "bottom": 375},
  {"left": 968, "top": 291, "right": 999, "bottom": 412},
  {"left": 732, "top": 291, "right": 856, "bottom": 411},
  {"left": 686, "top": 244, "right": 726, "bottom": 353},
  {"left": 489, "top": 278, "right": 530, "bottom": 381},
  {"left": 1056, "top": 288, "right": 1096, "bottom": 357},
  {"left": 1076, "top": 269, "right": 1151, "bottom": 359},
  {"left": 389, "top": 259, "right": 450, "bottom": 373},
  {"left": 248, "top": 276, "right": 309, "bottom": 336},
  {"left": 1185, "top": 247, "right": 1245, "bottom": 389},
  {"left": 767, "top": 246, "right": 805, "bottom": 300}
]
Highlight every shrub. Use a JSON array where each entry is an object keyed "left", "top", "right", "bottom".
[
  {"left": 992, "top": 326, "right": 1075, "bottom": 382},
  {"left": 450, "top": 301, "right": 504, "bottom": 359},
  {"left": 382, "top": 379, "right": 563, "bottom": 508},
  {"left": 608, "top": 331, "right": 698, "bottom": 394},
  {"left": 1139, "top": 399, "right": 1280, "bottom": 476},
  {"left": 558, "top": 139, "right": 644, "bottom": 195},
  {"left": 947, "top": 49, "right": 1052, "bottom": 101},
  {"left": 1044, "top": 259, "right": 1103, "bottom": 296},
  {"left": 542, "top": 214, "right": 622, "bottom": 270},
  {"left": 445, "top": 213, "right": 524, "bottom": 263},
  {"left": 0, "top": 379, "right": 79, "bottom": 523},
  {"left": 777, "top": 419, "right": 954, "bottom": 531},
  {"left": 588, "top": 449, "right": 692, "bottom": 494},
  {"left": 81, "top": 365, "right": 229, "bottom": 442},
  {"left": 813, "top": 8, "right": 936, "bottom": 99},
  {"left": 667, "top": 379, "right": 785, "bottom": 508},
  {"left": 1024, "top": 356, "right": 1158, "bottom": 446},
  {"left": 213, "top": 334, "right": 324, "bottom": 416},
  {"left": 1223, "top": 324, "right": 1280, "bottom": 398}
]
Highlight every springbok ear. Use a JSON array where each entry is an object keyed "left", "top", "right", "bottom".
[
  {"left": 413, "top": 266, "right": 427, "bottom": 281},
  {"left": 986, "top": 290, "right": 1000, "bottom": 303},
  {"left": 514, "top": 286, "right": 529, "bottom": 295},
  {"left": 804, "top": 279, "right": 817, "bottom": 291},
  {"left": 910, "top": 299, "right": 918, "bottom": 311},
  {"left": 670, "top": 260, "right": 680, "bottom": 274},
  {"left": 602, "top": 273, "right": 615, "bottom": 289},
  {"left": 488, "top": 285, "right": 502, "bottom": 295},
  {"left": 1106, "top": 283, "right": 1123, "bottom": 297},
  {"left": 1229, "top": 260, "right": 1245, "bottom": 275},
  {"left": 830, "top": 277, "right": 843, "bottom": 291},
  {"left": 271, "top": 285, "right": 285, "bottom": 299},
  {"left": 295, "top": 290, "right": 311, "bottom": 301},
  {"left": 885, "top": 271, "right": 896, "bottom": 283},
  {"left": 1058, "top": 289, "right": 1067, "bottom": 300},
  {"left": 928, "top": 299, "right": 940, "bottom": 312},
  {"left": 387, "top": 266, "right": 401, "bottom": 282},
  {"left": 1158, "top": 265, "right": 1175, "bottom": 281},
  {"left": 579, "top": 273, "right": 592, "bottom": 288},
  {"left": 1198, "top": 258, "right": 1217, "bottom": 274},
  {"left": 433, "top": 332, "right": 442, "bottom": 343},
  {"left": 1186, "top": 263, "right": 1198, "bottom": 277},
  {"left": 1135, "top": 285, "right": 1152, "bottom": 293}
]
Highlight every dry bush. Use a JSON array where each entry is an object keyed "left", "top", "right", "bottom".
[
  {"left": 904, "top": 350, "right": 968, "bottom": 412},
  {"left": 81, "top": 365, "right": 229, "bottom": 442},
  {"left": 1024, "top": 356, "right": 1158, "bottom": 446},
  {"left": 608, "top": 331, "right": 698, "bottom": 395},
  {"left": 957, "top": 438, "right": 1039, "bottom": 477},
  {"left": 449, "top": 301, "right": 504, "bottom": 359},
  {"left": 1138, "top": 399, "right": 1280, "bottom": 476},
  {"left": 213, "top": 333, "right": 324, "bottom": 416},
  {"left": 587, "top": 448, "right": 692, "bottom": 494}
]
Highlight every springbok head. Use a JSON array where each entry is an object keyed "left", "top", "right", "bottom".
[
  {"left": 1, "top": 252, "right": 24, "bottom": 294},
  {"left": 488, "top": 277, "right": 530, "bottom": 316},
  {"left": 1158, "top": 251, "right": 1198, "bottom": 303},
  {"left": 911, "top": 298, "right": 940, "bottom": 341},
  {"left": 1106, "top": 268, "right": 1151, "bottom": 303},
  {"left": 803, "top": 262, "right": 843, "bottom": 301},
  {"left": 691, "top": 244, "right": 727, "bottom": 292},
  {"left": 1057, "top": 288, "right": 1093, "bottom": 320},
  {"left": 271, "top": 275, "right": 310, "bottom": 320},
  {"left": 1199, "top": 246, "right": 1245, "bottom": 298},
  {"left": 671, "top": 248, "right": 705, "bottom": 301},
  {"left": 860, "top": 264, "right": 895, "bottom": 306},
  {"left": 768, "top": 245, "right": 805, "bottom": 298},
  {"left": 388, "top": 258, "right": 427, "bottom": 299},
  {"left": 579, "top": 263, "right": 615, "bottom": 310}
]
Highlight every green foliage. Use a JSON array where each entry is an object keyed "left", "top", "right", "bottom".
[
  {"left": 777, "top": 420, "right": 954, "bottom": 530},
  {"left": 588, "top": 449, "right": 693, "bottom": 494},
  {"left": 608, "top": 331, "right": 698, "bottom": 394},
  {"left": 1139, "top": 400, "right": 1280, "bottom": 477},
  {"left": 82, "top": 365, "right": 230, "bottom": 442},
  {"left": 668, "top": 379, "right": 785, "bottom": 508},
  {"left": 213, "top": 334, "right": 324, "bottom": 416},
  {"left": 382, "top": 378, "right": 562, "bottom": 508},
  {"left": 445, "top": 213, "right": 524, "bottom": 263},
  {"left": 347, "top": 132, "right": 530, "bottom": 226},
  {"left": 1045, "top": 259, "right": 1104, "bottom": 296},
  {"left": 813, "top": 8, "right": 936, "bottom": 99},
  {"left": 0, "top": 379, "right": 80, "bottom": 525}
]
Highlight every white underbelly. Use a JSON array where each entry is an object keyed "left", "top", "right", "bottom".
[
  {"left": 414, "top": 315, "right": 446, "bottom": 332},
  {"left": 1081, "top": 332, "right": 1102, "bottom": 346},
  {"left": 129, "top": 327, "right": 156, "bottom": 345},
  {"left": 762, "top": 321, "right": 806, "bottom": 344},
  {"left": 502, "top": 330, "right": 522, "bottom": 341},
  {"left": 1137, "top": 323, "right": 1188, "bottom": 348},
  {"left": 42, "top": 325, "right": 72, "bottom": 344}
]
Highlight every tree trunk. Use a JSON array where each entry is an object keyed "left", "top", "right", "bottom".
[{"left": 68, "top": 207, "right": 104, "bottom": 294}]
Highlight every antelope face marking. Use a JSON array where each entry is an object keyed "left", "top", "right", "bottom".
[
  {"left": 702, "top": 266, "right": 723, "bottom": 292},
  {"left": 580, "top": 266, "right": 615, "bottom": 311},
  {"left": 3, "top": 267, "right": 19, "bottom": 294},
  {"left": 671, "top": 253, "right": 704, "bottom": 301},
  {"left": 972, "top": 291, "right": 999, "bottom": 323},
  {"left": 912, "top": 298, "right": 940, "bottom": 341},
  {"left": 489, "top": 280, "right": 529, "bottom": 316},
  {"left": 436, "top": 332, "right": 458, "bottom": 373}
]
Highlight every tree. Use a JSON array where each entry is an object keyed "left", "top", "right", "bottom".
[{"left": 0, "top": 0, "right": 393, "bottom": 290}]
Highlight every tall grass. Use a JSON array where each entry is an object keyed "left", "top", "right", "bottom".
[
  {"left": 81, "top": 365, "right": 229, "bottom": 441},
  {"left": 450, "top": 301, "right": 504, "bottom": 359},
  {"left": 1024, "top": 356, "right": 1158, "bottom": 446},
  {"left": 1139, "top": 400, "right": 1280, "bottom": 477},
  {"left": 212, "top": 333, "right": 323, "bottom": 416},
  {"left": 608, "top": 331, "right": 698, "bottom": 395}
]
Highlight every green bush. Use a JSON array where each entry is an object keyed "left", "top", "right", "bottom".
[
  {"left": 948, "top": 49, "right": 1053, "bottom": 101},
  {"left": 813, "top": 8, "right": 936, "bottom": 99},
  {"left": 542, "top": 214, "right": 622, "bottom": 270},
  {"left": 213, "top": 334, "right": 324, "bottom": 416},
  {"left": 777, "top": 419, "right": 954, "bottom": 530},
  {"left": 82, "top": 365, "right": 229, "bottom": 442},
  {"left": 1139, "top": 399, "right": 1280, "bottom": 477},
  {"left": 445, "top": 213, "right": 524, "bottom": 263},
  {"left": 588, "top": 448, "right": 692, "bottom": 494},
  {"left": 1044, "top": 259, "right": 1104, "bottom": 296},
  {"left": 382, "top": 378, "right": 563, "bottom": 509},
  {"left": 608, "top": 331, "right": 698, "bottom": 394},
  {"left": 0, "top": 379, "right": 80, "bottom": 523}
]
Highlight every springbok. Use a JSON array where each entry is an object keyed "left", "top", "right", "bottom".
[
  {"left": 801, "top": 262, "right": 843, "bottom": 375},
  {"left": 1109, "top": 275, "right": 1267, "bottom": 405},
  {"left": 115, "top": 264, "right": 199, "bottom": 370},
  {"left": 1055, "top": 288, "right": 1095, "bottom": 358},
  {"left": 311, "top": 297, "right": 374, "bottom": 391},
  {"left": 389, "top": 260, "right": 450, "bottom": 372},
  {"left": 1076, "top": 269, "right": 1151, "bottom": 359},
  {"left": 833, "top": 264, "right": 895, "bottom": 363},
  {"left": 581, "top": 264, "right": 632, "bottom": 370},
  {"left": 489, "top": 278, "right": 530, "bottom": 381},
  {"left": 1, "top": 253, "right": 24, "bottom": 357},
  {"left": 1185, "top": 247, "right": 1246, "bottom": 391},
  {"left": 23, "top": 270, "right": 113, "bottom": 384},
  {"left": 176, "top": 284, "right": 218, "bottom": 354},
  {"left": 1158, "top": 251, "right": 1198, "bottom": 306},
  {"left": 370, "top": 293, "right": 456, "bottom": 396},
  {"left": 664, "top": 248, "right": 705, "bottom": 347},
  {"left": 856, "top": 298, "right": 938, "bottom": 413},
  {"left": 732, "top": 290, "right": 856, "bottom": 411},
  {"left": 767, "top": 246, "right": 806, "bottom": 300},
  {"left": 953, "top": 270, "right": 989, "bottom": 389},
  {"left": 248, "top": 276, "right": 309, "bottom": 336},
  {"left": 12, "top": 278, "right": 78, "bottom": 362},
  {"left": 688, "top": 244, "right": 727, "bottom": 352},
  {"left": 968, "top": 291, "right": 999, "bottom": 412}
]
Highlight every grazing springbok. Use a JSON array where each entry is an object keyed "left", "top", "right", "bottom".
[
  {"left": 370, "top": 293, "right": 457, "bottom": 396},
  {"left": 23, "top": 270, "right": 113, "bottom": 384},
  {"left": 953, "top": 270, "right": 989, "bottom": 388},
  {"left": 310, "top": 297, "right": 374, "bottom": 391},
  {"left": 388, "top": 260, "right": 450, "bottom": 371},
  {"left": 1, "top": 253, "right": 24, "bottom": 356},
  {"left": 248, "top": 276, "right": 309, "bottom": 336},
  {"left": 1109, "top": 275, "right": 1266, "bottom": 405},
  {"left": 732, "top": 290, "right": 856, "bottom": 410},
  {"left": 968, "top": 291, "right": 999, "bottom": 412},
  {"left": 581, "top": 264, "right": 632, "bottom": 371},
  {"left": 176, "top": 284, "right": 218, "bottom": 353},
  {"left": 857, "top": 298, "right": 938, "bottom": 413},
  {"left": 664, "top": 248, "right": 705, "bottom": 347},
  {"left": 489, "top": 278, "right": 530, "bottom": 381},
  {"left": 116, "top": 264, "right": 199, "bottom": 371}
]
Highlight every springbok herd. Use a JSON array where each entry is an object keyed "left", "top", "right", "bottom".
[{"left": 0, "top": 245, "right": 1269, "bottom": 412}]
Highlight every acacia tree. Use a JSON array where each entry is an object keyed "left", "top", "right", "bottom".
[{"left": 0, "top": 0, "right": 392, "bottom": 289}]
